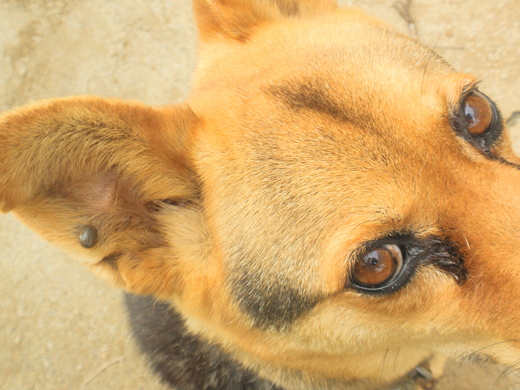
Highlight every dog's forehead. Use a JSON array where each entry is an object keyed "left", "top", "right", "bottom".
[
  {"left": 194, "top": 17, "right": 463, "bottom": 186},
  {"left": 194, "top": 16, "right": 458, "bottom": 140},
  {"left": 191, "top": 16, "right": 476, "bottom": 329},
  {"left": 192, "top": 16, "right": 475, "bottom": 229}
]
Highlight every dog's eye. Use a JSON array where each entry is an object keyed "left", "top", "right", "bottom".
[
  {"left": 352, "top": 244, "right": 403, "bottom": 289},
  {"left": 463, "top": 91, "right": 496, "bottom": 136},
  {"left": 454, "top": 90, "right": 502, "bottom": 153}
]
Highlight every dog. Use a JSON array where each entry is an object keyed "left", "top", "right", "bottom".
[{"left": 1, "top": 0, "right": 519, "bottom": 389}]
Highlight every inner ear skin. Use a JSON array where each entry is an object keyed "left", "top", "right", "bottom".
[
  {"left": 13, "top": 166, "right": 186, "bottom": 294},
  {"left": 273, "top": 0, "right": 301, "bottom": 16},
  {"left": 61, "top": 173, "right": 167, "bottom": 249}
]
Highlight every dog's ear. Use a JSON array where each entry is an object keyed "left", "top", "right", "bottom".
[
  {"left": 193, "top": 0, "right": 337, "bottom": 42},
  {"left": 0, "top": 97, "right": 203, "bottom": 297}
]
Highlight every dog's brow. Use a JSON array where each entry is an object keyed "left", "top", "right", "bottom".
[{"left": 267, "top": 81, "right": 353, "bottom": 123}]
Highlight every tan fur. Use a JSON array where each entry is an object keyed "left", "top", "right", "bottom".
[{"left": 1, "top": 1, "right": 519, "bottom": 389}]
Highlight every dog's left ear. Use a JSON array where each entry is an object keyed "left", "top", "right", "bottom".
[
  {"left": 0, "top": 97, "right": 202, "bottom": 297},
  {"left": 193, "top": 0, "right": 337, "bottom": 42}
]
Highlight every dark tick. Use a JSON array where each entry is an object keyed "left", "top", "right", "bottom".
[{"left": 78, "top": 225, "right": 98, "bottom": 248}]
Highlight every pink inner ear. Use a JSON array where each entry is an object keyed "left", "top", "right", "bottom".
[{"left": 65, "top": 171, "right": 119, "bottom": 213}]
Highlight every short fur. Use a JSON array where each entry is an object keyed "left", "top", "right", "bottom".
[{"left": 2, "top": 1, "right": 520, "bottom": 389}]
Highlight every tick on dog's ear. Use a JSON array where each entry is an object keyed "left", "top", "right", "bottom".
[
  {"left": 0, "top": 97, "right": 203, "bottom": 297},
  {"left": 193, "top": 0, "right": 337, "bottom": 42}
]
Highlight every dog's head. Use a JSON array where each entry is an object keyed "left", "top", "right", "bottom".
[{"left": 1, "top": 0, "right": 519, "bottom": 387}]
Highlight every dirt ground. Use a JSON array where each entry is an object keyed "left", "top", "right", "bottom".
[{"left": 0, "top": 0, "right": 519, "bottom": 389}]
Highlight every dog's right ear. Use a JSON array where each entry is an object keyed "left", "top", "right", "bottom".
[
  {"left": 0, "top": 97, "right": 204, "bottom": 297},
  {"left": 193, "top": 0, "right": 337, "bottom": 42}
]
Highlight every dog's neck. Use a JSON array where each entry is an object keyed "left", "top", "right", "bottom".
[
  {"left": 125, "top": 293, "right": 284, "bottom": 389},
  {"left": 124, "top": 294, "right": 426, "bottom": 390}
]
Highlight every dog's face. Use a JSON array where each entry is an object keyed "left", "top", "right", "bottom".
[{"left": 1, "top": 0, "right": 519, "bottom": 387}]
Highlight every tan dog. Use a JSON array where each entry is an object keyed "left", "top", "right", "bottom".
[{"left": 1, "top": 0, "right": 519, "bottom": 389}]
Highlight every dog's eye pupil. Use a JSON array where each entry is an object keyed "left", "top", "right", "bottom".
[
  {"left": 353, "top": 244, "right": 403, "bottom": 287},
  {"left": 463, "top": 91, "right": 494, "bottom": 136}
]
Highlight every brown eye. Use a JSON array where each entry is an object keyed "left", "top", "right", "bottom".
[
  {"left": 353, "top": 244, "right": 403, "bottom": 287},
  {"left": 463, "top": 91, "right": 495, "bottom": 136}
]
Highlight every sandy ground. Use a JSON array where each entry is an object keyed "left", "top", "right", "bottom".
[{"left": 0, "top": 0, "right": 519, "bottom": 389}]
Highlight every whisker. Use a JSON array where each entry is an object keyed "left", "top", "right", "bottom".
[
  {"left": 492, "top": 358, "right": 520, "bottom": 390},
  {"left": 380, "top": 349, "right": 389, "bottom": 381},
  {"left": 393, "top": 347, "right": 401, "bottom": 374},
  {"left": 460, "top": 339, "right": 519, "bottom": 360}
]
